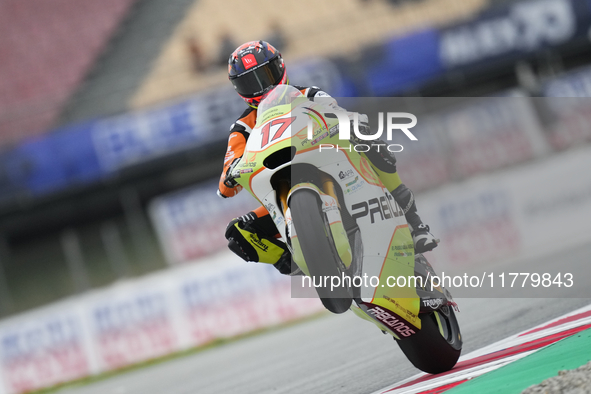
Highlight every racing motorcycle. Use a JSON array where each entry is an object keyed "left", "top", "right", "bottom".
[{"left": 230, "top": 85, "right": 462, "bottom": 374}]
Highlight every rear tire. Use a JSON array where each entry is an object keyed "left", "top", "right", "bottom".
[
  {"left": 397, "top": 307, "right": 462, "bottom": 374},
  {"left": 290, "top": 189, "right": 352, "bottom": 314}
]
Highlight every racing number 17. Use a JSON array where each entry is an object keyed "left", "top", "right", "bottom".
[{"left": 261, "top": 117, "right": 296, "bottom": 148}]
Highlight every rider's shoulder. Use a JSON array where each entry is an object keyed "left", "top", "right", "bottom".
[
  {"left": 291, "top": 85, "right": 331, "bottom": 99},
  {"left": 230, "top": 106, "right": 257, "bottom": 134}
]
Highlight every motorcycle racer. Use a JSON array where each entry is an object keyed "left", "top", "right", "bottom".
[{"left": 218, "top": 40, "right": 437, "bottom": 275}]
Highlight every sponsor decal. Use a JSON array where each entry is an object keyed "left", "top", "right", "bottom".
[
  {"left": 351, "top": 195, "right": 403, "bottom": 223},
  {"left": 345, "top": 180, "right": 366, "bottom": 195},
  {"left": 422, "top": 298, "right": 444, "bottom": 309},
  {"left": 365, "top": 304, "right": 416, "bottom": 337},
  {"left": 273, "top": 215, "right": 285, "bottom": 228},
  {"left": 392, "top": 243, "right": 413, "bottom": 251},
  {"left": 267, "top": 202, "right": 285, "bottom": 229},
  {"left": 345, "top": 176, "right": 359, "bottom": 187},
  {"left": 391, "top": 243, "right": 414, "bottom": 257},
  {"left": 249, "top": 234, "right": 269, "bottom": 252},
  {"left": 242, "top": 54, "right": 258, "bottom": 70},
  {"left": 322, "top": 198, "right": 339, "bottom": 213},
  {"left": 240, "top": 168, "right": 253, "bottom": 174},
  {"left": 301, "top": 124, "right": 326, "bottom": 146},
  {"left": 338, "top": 169, "right": 355, "bottom": 180},
  {"left": 383, "top": 295, "right": 418, "bottom": 321},
  {"left": 311, "top": 132, "right": 328, "bottom": 146},
  {"left": 329, "top": 124, "right": 339, "bottom": 137},
  {"left": 240, "top": 161, "right": 257, "bottom": 168}
]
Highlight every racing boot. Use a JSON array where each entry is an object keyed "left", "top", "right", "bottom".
[
  {"left": 273, "top": 250, "right": 303, "bottom": 276},
  {"left": 390, "top": 184, "right": 439, "bottom": 253},
  {"left": 225, "top": 212, "right": 302, "bottom": 275}
]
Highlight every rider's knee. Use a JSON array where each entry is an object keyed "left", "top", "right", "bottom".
[{"left": 225, "top": 215, "right": 287, "bottom": 264}]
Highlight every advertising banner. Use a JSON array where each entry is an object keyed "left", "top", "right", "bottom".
[
  {"left": 0, "top": 253, "right": 323, "bottom": 393},
  {"left": 365, "top": 0, "right": 591, "bottom": 96},
  {"left": 439, "top": 0, "right": 588, "bottom": 70},
  {"left": 170, "top": 258, "right": 323, "bottom": 348},
  {"left": 0, "top": 305, "right": 91, "bottom": 394},
  {"left": 0, "top": 58, "right": 346, "bottom": 202},
  {"left": 84, "top": 286, "right": 178, "bottom": 371}
]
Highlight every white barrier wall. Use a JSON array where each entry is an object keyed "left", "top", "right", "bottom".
[
  {"left": 0, "top": 255, "right": 323, "bottom": 394},
  {"left": 0, "top": 302, "right": 93, "bottom": 394}
]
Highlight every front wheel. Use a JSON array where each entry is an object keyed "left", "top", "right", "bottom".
[
  {"left": 396, "top": 306, "right": 462, "bottom": 374},
  {"left": 290, "top": 189, "right": 352, "bottom": 314}
]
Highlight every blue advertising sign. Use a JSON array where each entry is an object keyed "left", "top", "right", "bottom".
[
  {"left": 92, "top": 99, "right": 215, "bottom": 171},
  {"left": 0, "top": 120, "right": 102, "bottom": 199},
  {"left": 0, "top": 58, "right": 348, "bottom": 202},
  {"left": 363, "top": 0, "right": 591, "bottom": 96},
  {"left": 439, "top": 0, "right": 588, "bottom": 70},
  {"left": 365, "top": 29, "right": 443, "bottom": 96}
]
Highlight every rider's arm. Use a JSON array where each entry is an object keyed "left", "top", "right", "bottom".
[
  {"left": 305, "top": 86, "right": 370, "bottom": 130},
  {"left": 217, "top": 108, "right": 257, "bottom": 198},
  {"left": 217, "top": 131, "right": 247, "bottom": 198}
]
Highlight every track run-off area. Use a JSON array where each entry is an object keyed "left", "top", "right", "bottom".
[{"left": 53, "top": 242, "right": 591, "bottom": 394}]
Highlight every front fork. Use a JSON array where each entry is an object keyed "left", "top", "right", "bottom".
[
  {"left": 276, "top": 173, "right": 340, "bottom": 215},
  {"left": 279, "top": 176, "right": 352, "bottom": 275}
]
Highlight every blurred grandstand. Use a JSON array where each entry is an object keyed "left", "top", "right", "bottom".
[{"left": 0, "top": 0, "right": 591, "bottom": 319}]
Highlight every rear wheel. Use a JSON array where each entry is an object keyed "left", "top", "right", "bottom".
[
  {"left": 397, "top": 306, "right": 462, "bottom": 374},
  {"left": 290, "top": 189, "right": 352, "bottom": 314}
]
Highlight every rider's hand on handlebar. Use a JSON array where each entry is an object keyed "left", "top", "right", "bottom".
[
  {"left": 223, "top": 158, "right": 241, "bottom": 188},
  {"left": 348, "top": 113, "right": 371, "bottom": 144}
]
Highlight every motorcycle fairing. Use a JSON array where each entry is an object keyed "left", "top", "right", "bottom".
[{"left": 233, "top": 86, "right": 422, "bottom": 336}]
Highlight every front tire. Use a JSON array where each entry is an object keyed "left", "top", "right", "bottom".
[
  {"left": 397, "top": 307, "right": 462, "bottom": 374},
  {"left": 290, "top": 189, "right": 352, "bottom": 314}
]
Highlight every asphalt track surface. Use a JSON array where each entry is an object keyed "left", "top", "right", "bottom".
[{"left": 55, "top": 242, "right": 591, "bottom": 394}]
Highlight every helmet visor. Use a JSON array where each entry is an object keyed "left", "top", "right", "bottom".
[{"left": 230, "top": 57, "right": 284, "bottom": 98}]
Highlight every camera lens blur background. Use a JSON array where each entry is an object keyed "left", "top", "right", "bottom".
[{"left": 1, "top": 0, "right": 591, "bottom": 392}]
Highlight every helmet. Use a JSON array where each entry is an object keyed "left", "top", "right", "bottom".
[{"left": 228, "top": 40, "right": 288, "bottom": 108}]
